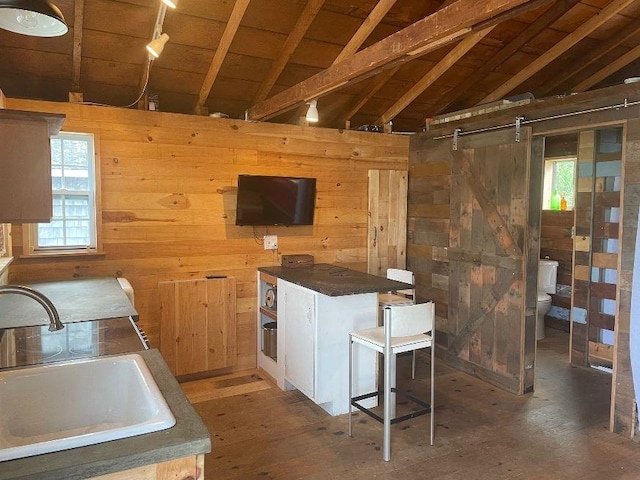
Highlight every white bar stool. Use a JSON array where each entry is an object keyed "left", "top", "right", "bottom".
[{"left": 348, "top": 302, "right": 435, "bottom": 461}]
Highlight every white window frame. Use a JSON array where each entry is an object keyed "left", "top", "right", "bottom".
[
  {"left": 23, "top": 132, "right": 103, "bottom": 257},
  {"left": 542, "top": 155, "right": 576, "bottom": 211}
]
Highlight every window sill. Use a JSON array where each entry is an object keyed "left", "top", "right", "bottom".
[{"left": 20, "top": 250, "right": 106, "bottom": 260}]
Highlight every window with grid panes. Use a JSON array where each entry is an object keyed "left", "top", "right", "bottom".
[{"left": 31, "top": 133, "right": 99, "bottom": 252}]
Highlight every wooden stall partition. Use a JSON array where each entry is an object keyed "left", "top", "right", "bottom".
[{"left": 612, "top": 117, "right": 640, "bottom": 437}]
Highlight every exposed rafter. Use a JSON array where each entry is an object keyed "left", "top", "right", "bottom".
[
  {"left": 572, "top": 44, "right": 640, "bottom": 92},
  {"left": 247, "top": 0, "right": 541, "bottom": 121},
  {"left": 377, "top": 26, "right": 494, "bottom": 124},
  {"left": 433, "top": 0, "right": 579, "bottom": 115},
  {"left": 342, "top": 66, "right": 401, "bottom": 123},
  {"left": 480, "top": 0, "right": 636, "bottom": 104},
  {"left": 71, "top": 0, "right": 85, "bottom": 94},
  {"left": 195, "top": 0, "right": 251, "bottom": 111},
  {"left": 332, "top": 0, "right": 398, "bottom": 65},
  {"left": 252, "top": 0, "right": 325, "bottom": 104},
  {"left": 539, "top": 15, "right": 640, "bottom": 96}
]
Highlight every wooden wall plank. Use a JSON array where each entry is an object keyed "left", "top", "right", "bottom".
[{"left": 6, "top": 98, "right": 408, "bottom": 374}]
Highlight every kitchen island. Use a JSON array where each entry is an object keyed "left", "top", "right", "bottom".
[{"left": 256, "top": 264, "right": 411, "bottom": 416}]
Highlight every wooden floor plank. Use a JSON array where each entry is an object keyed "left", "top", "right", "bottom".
[
  {"left": 181, "top": 371, "right": 273, "bottom": 403},
  {"left": 181, "top": 329, "right": 640, "bottom": 479}
]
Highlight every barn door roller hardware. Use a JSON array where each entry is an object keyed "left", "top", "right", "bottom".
[
  {"left": 515, "top": 116, "right": 524, "bottom": 142},
  {"left": 438, "top": 97, "right": 640, "bottom": 144}
]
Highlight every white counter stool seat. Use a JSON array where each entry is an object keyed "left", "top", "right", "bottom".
[
  {"left": 378, "top": 268, "right": 419, "bottom": 378},
  {"left": 378, "top": 268, "right": 415, "bottom": 306},
  {"left": 348, "top": 302, "right": 435, "bottom": 461}
]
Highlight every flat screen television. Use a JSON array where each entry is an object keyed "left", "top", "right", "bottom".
[{"left": 235, "top": 174, "right": 316, "bottom": 226}]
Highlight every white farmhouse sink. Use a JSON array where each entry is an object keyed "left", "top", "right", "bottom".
[{"left": 0, "top": 353, "right": 176, "bottom": 462}]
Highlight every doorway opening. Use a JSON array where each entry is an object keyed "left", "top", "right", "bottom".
[{"left": 538, "top": 127, "right": 622, "bottom": 373}]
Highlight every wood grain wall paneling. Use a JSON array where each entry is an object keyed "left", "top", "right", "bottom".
[{"left": 5, "top": 98, "right": 408, "bottom": 373}]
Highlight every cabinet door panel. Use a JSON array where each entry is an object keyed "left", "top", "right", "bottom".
[
  {"left": 159, "top": 278, "right": 236, "bottom": 376},
  {"left": 0, "top": 120, "right": 52, "bottom": 222},
  {"left": 283, "top": 283, "right": 315, "bottom": 399}
]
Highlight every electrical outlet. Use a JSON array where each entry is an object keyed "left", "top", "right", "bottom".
[{"left": 263, "top": 235, "right": 278, "bottom": 250}]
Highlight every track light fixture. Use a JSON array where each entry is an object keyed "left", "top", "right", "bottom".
[
  {"left": 306, "top": 99, "right": 319, "bottom": 123},
  {"left": 146, "top": 32, "right": 170, "bottom": 59},
  {"left": 0, "top": 0, "right": 67, "bottom": 37}
]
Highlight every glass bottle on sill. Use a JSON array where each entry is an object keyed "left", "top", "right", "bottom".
[
  {"left": 560, "top": 193, "right": 567, "bottom": 211},
  {"left": 550, "top": 189, "right": 561, "bottom": 210}
]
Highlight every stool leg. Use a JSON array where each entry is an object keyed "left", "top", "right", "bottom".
[
  {"left": 430, "top": 342, "right": 435, "bottom": 446},
  {"left": 411, "top": 350, "right": 416, "bottom": 379},
  {"left": 383, "top": 349, "right": 392, "bottom": 461},
  {"left": 348, "top": 334, "right": 353, "bottom": 437}
]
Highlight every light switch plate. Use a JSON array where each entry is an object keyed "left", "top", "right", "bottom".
[{"left": 263, "top": 235, "right": 278, "bottom": 250}]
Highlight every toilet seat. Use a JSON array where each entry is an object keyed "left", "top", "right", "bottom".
[{"left": 537, "top": 292, "right": 551, "bottom": 303}]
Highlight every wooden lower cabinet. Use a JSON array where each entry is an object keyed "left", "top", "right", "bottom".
[
  {"left": 88, "top": 454, "right": 204, "bottom": 480},
  {"left": 159, "top": 277, "right": 237, "bottom": 376}
]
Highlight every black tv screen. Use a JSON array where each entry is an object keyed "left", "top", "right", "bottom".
[{"left": 235, "top": 175, "right": 316, "bottom": 226}]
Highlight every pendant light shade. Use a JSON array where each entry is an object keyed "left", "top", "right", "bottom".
[
  {"left": 146, "top": 32, "right": 170, "bottom": 59},
  {"left": 306, "top": 99, "right": 319, "bottom": 123},
  {"left": 0, "top": 0, "right": 67, "bottom": 37}
]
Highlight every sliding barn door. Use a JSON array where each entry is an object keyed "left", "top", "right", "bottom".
[
  {"left": 367, "top": 170, "right": 408, "bottom": 276},
  {"left": 445, "top": 128, "right": 541, "bottom": 394}
]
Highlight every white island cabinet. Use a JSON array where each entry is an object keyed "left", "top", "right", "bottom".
[{"left": 256, "top": 265, "right": 410, "bottom": 416}]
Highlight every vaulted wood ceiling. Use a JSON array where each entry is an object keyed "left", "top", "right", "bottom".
[{"left": 1, "top": 0, "right": 640, "bottom": 132}]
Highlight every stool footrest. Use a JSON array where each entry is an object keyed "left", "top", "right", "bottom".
[{"left": 351, "top": 388, "right": 432, "bottom": 425}]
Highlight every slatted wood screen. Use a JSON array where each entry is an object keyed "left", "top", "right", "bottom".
[{"left": 571, "top": 127, "right": 622, "bottom": 368}]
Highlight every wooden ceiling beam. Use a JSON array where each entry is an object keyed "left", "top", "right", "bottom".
[
  {"left": 572, "top": 44, "right": 640, "bottom": 92},
  {"left": 246, "top": 0, "right": 538, "bottom": 121},
  {"left": 322, "top": 0, "right": 400, "bottom": 125},
  {"left": 332, "top": 0, "right": 398, "bottom": 65},
  {"left": 71, "top": 0, "right": 85, "bottom": 94},
  {"left": 377, "top": 26, "right": 494, "bottom": 124},
  {"left": 343, "top": 66, "right": 400, "bottom": 122},
  {"left": 253, "top": 0, "right": 325, "bottom": 103},
  {"left": 433, "top": 0, "right": 579, "bottom": 116},
  {"left": 538, "top": 15, "right": 640, "bottom": 96},
  {"left": 480, "top": 0, "right": 636, "bottom": 104},
  {"left": 195, "top": 0, "right": 251, "bottom": 110}
]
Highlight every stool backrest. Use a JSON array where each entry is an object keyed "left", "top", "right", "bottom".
[
  {"left": 386, "top": 268, "right": 415, "bottom": 299},
  {"left": 384, "top": 302, "right": 435, "bottom": 338}
]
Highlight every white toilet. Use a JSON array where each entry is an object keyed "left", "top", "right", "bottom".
[{"left": 537, "top": 259, "right": 558, "bottom": 340}]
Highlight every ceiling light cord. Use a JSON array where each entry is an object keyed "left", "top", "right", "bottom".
[{"left": 123, "top": 57, "right": 153, "bottom": 109}]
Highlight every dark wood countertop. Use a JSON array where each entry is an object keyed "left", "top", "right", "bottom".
[
  {"left": 258, "top": 263, "right": 411, "bottom": 296},
  {"left": 0, "top": 277, "right": 138, "bottom": 328}
]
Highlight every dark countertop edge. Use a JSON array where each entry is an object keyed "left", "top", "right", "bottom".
[
  {"left": 258, "top": 264, "right": 412, "bottom": 296},
  {"left": 1, "top": 349, "right": 211, "bottom": 480}
]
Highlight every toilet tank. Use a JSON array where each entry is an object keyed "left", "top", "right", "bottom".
[{"left": 538, "top": 260, "right": 558, "bottom": 294}]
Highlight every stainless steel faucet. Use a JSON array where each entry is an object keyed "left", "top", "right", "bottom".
[{"left": 0, "top": 285, "right": 64, "bottom": 331}]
